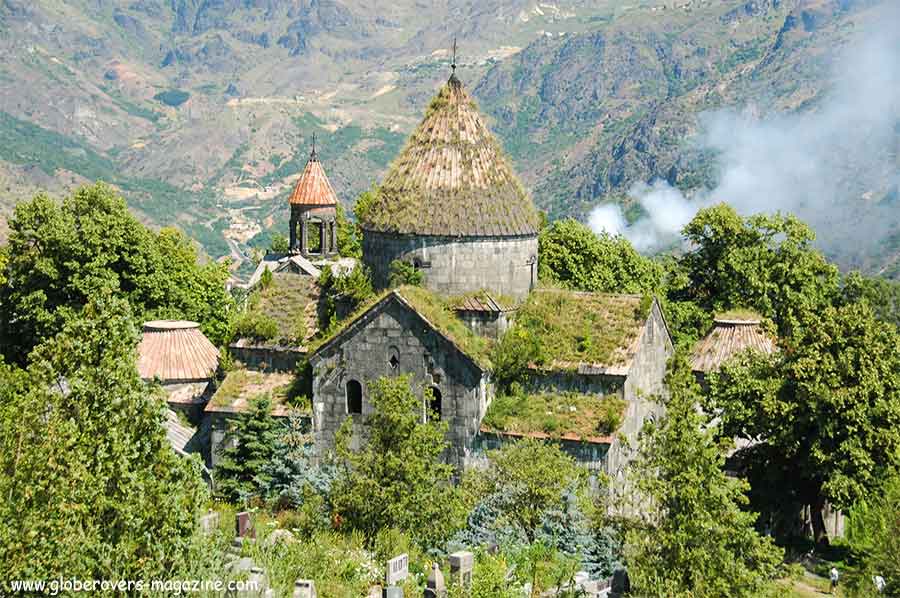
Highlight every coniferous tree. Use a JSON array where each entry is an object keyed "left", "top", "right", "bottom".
[
  {"left": 626, "top": 352, "right": 782, "bottom": 598},
  {"left": 215, "top": 395, "right": 281, "bottom": 503}
]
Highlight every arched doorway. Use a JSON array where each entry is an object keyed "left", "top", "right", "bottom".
[
  {"left": 346, "top": 379, "right": 362, "bottom": 414},
  {"left": 427, "top": 386, "right": 442, "bottom": 421}
]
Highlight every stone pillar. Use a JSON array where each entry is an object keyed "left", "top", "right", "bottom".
[
  {"left": 300, "top": 216, "right": 308, "bottom": 256},
  {"left": 289, "top": 210, "right": 298, "bottom": 252},
  {"left": 320, "top": 221, "right": 326, "bottom": 256}
]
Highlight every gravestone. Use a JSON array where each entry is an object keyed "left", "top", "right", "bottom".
[
  {"left": 386, "top": 553, "right": 409, "bottom": 585},
  {"left": 236, "top": 511, "right": 255, "bottom": 539},
  {"left": 448, "top": 551, "right": 473, "bottom": 586},
  {"left": 199, "top": 511, "right": 219, "bottom": 535},
  {"left": 382, "top": 587, "right": 403, "bottom": 598},
  {"left": 293, "top": 579, "right": 317, "bottom": 598}
]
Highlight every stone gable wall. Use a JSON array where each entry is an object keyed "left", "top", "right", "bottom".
[
  {"left": 362, "top": 231, "right": 538, "bottom": 299},
  {"left": 607, "top": 300, "right": 674, "bottom": 506},
  {"left": 310, "top": 298, "right": 491, "bottom": 469}
]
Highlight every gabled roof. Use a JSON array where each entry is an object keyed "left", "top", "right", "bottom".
[
  {"left": 234, "top": 272, "right": 321, "bottom": 350},
  {"left": 245, "top": 253, "right": 321, "bottom": 289},
  {"left": 518, "top": 289, "right": 660, "bottom": 376},
  {"left": 309, "top": 286, "right": 492, "bottom": 370},
  {"left": 137, "top": 321, "right": 219, "bottom": 382},
  {"left": 450, "top": 290, "right": 514, "bottom": 314},
  {"left": 359, "top": 75, "right": 540, "bottom": 238},
  {"left": 691, "top": 316, "right": 777, "bottom": 373},
  {"left": 288, "top": 149, "right": 339, "bottom": 207}
]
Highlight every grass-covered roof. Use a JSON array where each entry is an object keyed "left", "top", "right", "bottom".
[
  {"left": 206, "top": 369, "right": 307, "bottom": 415},
  {"left": 236, "top": 272, "right": 320, "bottom": 348},
  {"left": 482, "top": 391, "right": 626, "bottom": 443},
  {"left": 359, "top": 75, "right": 540, "bottom": 237},
  {"left": 309, "top": 285, "right": 493, "bottom": 369},
  {"left": 519, "top": 289, "right": 653, "bottom": 372}
]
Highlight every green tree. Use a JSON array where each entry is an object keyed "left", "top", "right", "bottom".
[
  {"left": 336, "top": 202, "right": 362, "bottom": 259},
  {"left": 215, "top": 395, "right": 282, "bottom": 503},
  {"left": 0, "top": 183, "right": 234, "bottom": 362},
  {"left": 389, "top": 259, "right": 423, "bottom": 287},
  {"left": 840, "top": 271, "right": 900, "bottom": 329},
  {"left": 673, "top": 204, "right": 839, "bottom": 336},
  {"left": 467, "top": 438, "right": 584, "bottom": 544},
  {"left": 317, "top": 264, "right": 374, "bottom": 332},
  {"left": 538, "top": 219, "right": 663, "bottom": 293},
  {"left": 491, "top": 327, "right": 544, "bottom": 393},
  {"left": 707, "top": 301, "right": 900, "bottom": 545},
  {"left": 0, "top": 296, "right": 207, "bottom": 582},
  {"left": 846, "top": 475, "right": 900, "bottom": 595},
  {"left": 330, "top": 375, "right": 464, "bottom": 549},
  {"left": 626, "top": 352, "right": 782, "bottom": 598},
  {"left": 270, "top": 233, "right": 290, "bottom": 253}
]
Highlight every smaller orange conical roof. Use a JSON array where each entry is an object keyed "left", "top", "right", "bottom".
[{"left": 288, "top": 144, "right": 339, "bottom": 207}]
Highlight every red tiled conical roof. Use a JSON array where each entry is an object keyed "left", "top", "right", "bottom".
[
  {"left": 360, "top": 75, "right": 540, "bottom": 237},
  {"left": 137, "top": 320, "right": 219, "bottom": 382},
  {"left": 288, "top": 149, "right": 339, "bottom": 207}
]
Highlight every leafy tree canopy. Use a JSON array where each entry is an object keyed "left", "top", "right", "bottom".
[
  {"left": 626, "top": 352, "right": 782, "bottom": 598},
  {"left": 330, "top": 375, "right": 464, "bottom": 549},
  {"left": 0, "top": 183, "right": 234, "bottom": 362},
  {"left": 846, "top": 474, "right": 900, "bottom": 595},
  {"left": 336, "top": 202, "right": 362, "bottom": 259},
  {"left": 538, "top": 219, "right": 663, "bottom": 294},
  {"left": 707, "top": 300, "right": 900, "bottom": 544},
  {"left": 0, "top": 295, "right": 207, "bottom": 581},
  {"left": 672, "top": 204, "right": 839, "bottom": 337},
  {"left": 465, "top": 438, "right": 585, "bottom": 544}
]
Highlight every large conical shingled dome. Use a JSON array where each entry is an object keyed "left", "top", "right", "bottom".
[{"left": 360, "top": 75, "right": 540, "bottom": 237}]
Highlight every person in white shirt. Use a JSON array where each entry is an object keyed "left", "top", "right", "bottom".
[
  {"left": 830, "top": 567, "right": 840, "bottom": 594},
  {"left": 873, "top": 575, "right": 886, "bottom": 593}
]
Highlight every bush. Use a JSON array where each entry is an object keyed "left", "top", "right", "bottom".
[
  {"left": 233, "top": 310, "right": 279, "bottom": 341},
  {"left": 389, "top": 259, "right": 423, "bottom": 287}
]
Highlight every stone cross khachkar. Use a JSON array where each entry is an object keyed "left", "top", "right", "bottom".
[
  {"left": 235, "top": 511, "right": 255, "bottom": 539},
  {"left": 199, "top": 511, "right": 219, "bottom": 535},
  {"left": 386, "top": 553, "right": 409, "bottom": 585}
]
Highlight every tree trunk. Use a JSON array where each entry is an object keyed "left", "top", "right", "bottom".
[{"left": 810, "top": 494, "right": 830, "bottom": 547}]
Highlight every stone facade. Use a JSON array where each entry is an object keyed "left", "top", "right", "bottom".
[
  {"left": 362, "top": 231, "right": 538, "bottom": 299},
  {"left": 309, "top": 293, "right": 492, "bottom": 469},
  {"left": 455, "top": 309, "right": 511, "bottom": 340}
]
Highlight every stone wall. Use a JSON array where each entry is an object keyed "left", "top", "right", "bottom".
[
  {"left": 362, "top": 231, "right": 538, "bottom": 299},
  {"left": 310, "top": 296, "right": 491, "bottom": 470},
  {"left": 456, "top": 310, "right": 510, "bottom": 340},
  {"left": 606, "top": 300, "right": 674, "bottom": 507},
  {"left": 527, "top": 371, "right": 624, "bottom": 397},
  {"left": 230, "top": 343, "right": 304, "bottom": 372}
]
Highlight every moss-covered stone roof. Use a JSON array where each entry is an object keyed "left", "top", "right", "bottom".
[
  {"left": 519, "top": 289, "right": 653, "bottom": 373},
  {"left": 205, "top": 369, "right": 306, "bottom": 416},
  {"left": 235, "top": 272, "right": 320, "bottom": 349},
  {"left": 482, "top": 391, "right": 625, "bottom": 443},
  {"left": 359, "top": 75, "right": 540, "bottom": 238}
]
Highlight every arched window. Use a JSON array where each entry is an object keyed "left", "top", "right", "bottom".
[
  {"left": 427, "top": 386, "right": 442, "bottom": 421},
  {"left": 388, "top": 346, "right": 400, "bottom": 370},
  {"left": 346, "top": 379, "right": 362, "bottom": 414}
]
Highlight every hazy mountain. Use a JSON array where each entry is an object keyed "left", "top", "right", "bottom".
[{"left": 0, "top": 0, "right": 896, "bottom": 277}]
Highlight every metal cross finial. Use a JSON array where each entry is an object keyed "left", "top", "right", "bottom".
[{"left": 451, "top": 37, "right": 457, "bottom": 74}]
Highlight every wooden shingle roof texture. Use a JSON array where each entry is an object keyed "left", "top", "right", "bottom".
[
  {"left": 138, "top": 321, "right": 219, "bottom": 382},
  {"left": 288, "top": 152, "right": 339, "bottom": 207},
  {"left": 360, "top": 75, "right": 540, "bottom": 237},
  {"left": 691, "top": 318, "right": 776, "bottom": 373}
]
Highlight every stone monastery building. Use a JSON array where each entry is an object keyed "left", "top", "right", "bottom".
[{"left": 142, "top": 71, "right": 675, "bottom": 484}]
